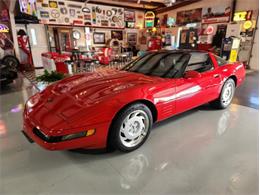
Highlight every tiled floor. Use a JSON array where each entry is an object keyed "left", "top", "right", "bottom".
[{"left": 0, "top": 71, "right": 258, "bottom": 195}]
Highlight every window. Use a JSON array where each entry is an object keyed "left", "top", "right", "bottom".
[
  {"left": 123, "top": 52, "right": 190, "bottom": 78},
  {"left": 186, "top": 52, "right": 213, "bottom": 73},
  {"left": 214, "top": 55, "right": 227, "bottom": 66},
  {"left": 30, "top": 28, "right": 37, "bottom": 46}
]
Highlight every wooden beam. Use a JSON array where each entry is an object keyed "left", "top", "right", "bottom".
[{"left": 154, "top": 0, "right": 202, "bottom": 14}]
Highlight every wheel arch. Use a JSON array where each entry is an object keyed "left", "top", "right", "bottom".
[
  {"left": 106, "top": 99, "right": 158, "bottom": 149},
  {"left": 228, "top": 75, "right": 237, "bottom": 86}
]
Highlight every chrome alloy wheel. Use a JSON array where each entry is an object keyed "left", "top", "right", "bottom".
[
  {"left": 221, "top": 81, "right": 235, "bottom": 107},
  {"left": 119, "top": 110, "right": 149, "bottom": 148}
]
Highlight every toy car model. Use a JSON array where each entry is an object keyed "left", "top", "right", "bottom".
[
  {"left": 22, "top": 50, "right": 245, "bottom": 152},
  {"left": 0, "top": 63, "right": 18, "bottom": 87}
]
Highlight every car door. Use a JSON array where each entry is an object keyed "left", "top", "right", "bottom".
[{"left": 174, "top": 52, "right": 221, "bottom": 114}]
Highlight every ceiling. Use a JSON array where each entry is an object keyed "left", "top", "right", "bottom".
[{"left": 71, "top": 0, "right": 199, "bottom": 11}]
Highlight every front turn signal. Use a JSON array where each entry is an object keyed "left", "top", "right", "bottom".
[{"left": 86, "top": 129, "right": 96, "bottom": 136}]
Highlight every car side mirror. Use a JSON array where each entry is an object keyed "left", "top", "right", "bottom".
[{"left": 184, "top": 70, "right": 201, "bottom": 79}]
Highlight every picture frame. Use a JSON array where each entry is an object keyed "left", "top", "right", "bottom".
[
  {"left": 124, "top": 10, "right": 135, "bottom": 22},
  {"left": 93, "top": 32, "right": 105, "bottom": 44},
  {"left": 111, "top": 30, "right": 123, "bottom": 40},
  {"left": 127, "top": 33, "right": 137, "bottom": 46}
]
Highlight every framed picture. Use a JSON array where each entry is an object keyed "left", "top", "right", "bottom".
[
  {"left": 127, "top": 33, "right": 137, "bottom": 46},
  {"left": 126, "top": 21, "right": 135, "bottom": 28},
  {"left": 111, "top": 30, "right": 123, "bottom": 40},
  {"left": 176, "top": 8, "right": 202, "bottom": 25},
  {"left": 93, "top": 32, "right": 105, "bottom": 44},
  {"left": 124, "top": 10, "right": 135, "bottom": 22}
]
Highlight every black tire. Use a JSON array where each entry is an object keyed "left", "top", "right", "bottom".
[
  {"left": 2, "top": 55, "right": 19, "bottom": 72},
  {"left": 210, "top": 78, "right": 236, "bottom": 109},
  {"left": 108, "top": 103, "right": 153, "bottom": 152}
]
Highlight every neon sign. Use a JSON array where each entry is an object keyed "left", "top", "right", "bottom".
[
  {"left": 145, "top": 11, "right": 155, "bottom": 28},
  {"left": 0, "top": 24, "right": 9, "bottom": 33},
  {"left": 233, "top": 11, "right": 253, "bottom": 21}
]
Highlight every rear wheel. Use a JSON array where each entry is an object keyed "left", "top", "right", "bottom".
[
  {"left": 210, "top": 78, "right": 235, "bottom": 109},
  {"left": 109, "top": 103, "right": 153, "bottom": 152}
]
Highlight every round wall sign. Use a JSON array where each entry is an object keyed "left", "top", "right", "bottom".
[
  {"left": 243, "top": 20, "right": 253, "bottom": 30},
  {"left": 206, "top": 25, "right": 214, "bottom": 35}
]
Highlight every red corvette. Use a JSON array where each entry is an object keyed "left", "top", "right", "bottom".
[{"left": 22, "top": 50, "right": 245, "bottom": 152}]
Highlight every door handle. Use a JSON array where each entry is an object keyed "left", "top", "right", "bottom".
[{"left": 213, "top": 74, "right": 220, "bottom": 78}]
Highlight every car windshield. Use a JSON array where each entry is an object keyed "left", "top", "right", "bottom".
[{"left": 122, "top": 52, "right": 190, "bottom": 78}]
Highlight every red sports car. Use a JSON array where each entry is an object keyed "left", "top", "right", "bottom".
[{"left": 22, "top": 50, "right": 245, "bottom": 152}]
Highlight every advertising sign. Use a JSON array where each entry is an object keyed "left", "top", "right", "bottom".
[
  {"left": 176, "top": 8, "right": 202, "bottom": 25},
  {"left": 36, "top": 0, "right": 124, "bottom": 28},
  {"left": 202, "top": 6, "right": 231, "bottom": 24},
  {"left": 19, "top": 0, "right": 37, "bottom": 16},
  {"left": 233, "top": 11, "right": 253, "bottom": 22}
]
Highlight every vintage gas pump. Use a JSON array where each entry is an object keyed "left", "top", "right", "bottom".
[{"left": 220, "top": 36, "right": 240, "bottom": 62}]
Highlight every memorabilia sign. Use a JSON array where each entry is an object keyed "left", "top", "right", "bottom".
[
  {"left": 145, "top": 11, "right": 155, "bottom": 28},
  {"left": 0, "top": 24, "right": 9, "bottom": 33},
  {"left": 167, "top": 17, "right": 176, "bottom": 27},
  {"left": 243, "top": 20, "right": 253, "bottom": 30},
  {"left": 233, "top": 11, "right": 253, "bottom": 22},
  {"left": 19, "top": 0, "right": 37, "bottom": 16},
  {"left": 202, "top": 6, "right": 231, "bottom": 24},
  {"left": 176, "top": 8, "right": 202, "bottom": 25},
  {"left": 36, "top": 1, "right": 125, "bottom": 28},
  {"left": 127, "top": 33, "right": 137, "bottom": 46},
  {"left": 206, "top": 25, "right": 214, "bottom": 34},
  {"left": 111, "top": 31, "right": 123, "bottom": 40},
  {"left": 93, "top": 32, "right": 106, "bottom": 44},
  {"left": 1, "top": 9, "right": 9, "bottom": 22},
  {"left": 124, "top": 10, "right": 135, "bottom": 22}
]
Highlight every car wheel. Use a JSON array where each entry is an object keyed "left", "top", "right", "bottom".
[
  {"left": 109, "top": 103, "right": 153, "bottom": 152},
  {"left": 2, "top": 55, "right": 19, "bottom": 72},
  {"left": 210, "top": 78, "right": 236, "bottom": 109}
]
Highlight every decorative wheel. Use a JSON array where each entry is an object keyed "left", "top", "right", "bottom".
[
  {"left": 119, "top": 110, "right": 149, "bottom": 148},
  {"left": 210, "top": 78, "right": 236, "bottom": 109},
  {"left": 221, "top": 80, "right": 235, "bottom": 107},
  {"left": 109, "top": 103, "right": 153, "bottom": 152}
]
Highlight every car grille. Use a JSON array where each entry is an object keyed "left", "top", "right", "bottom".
[{"left": 33, "top": 127, "right": 62, "bottom": 143}]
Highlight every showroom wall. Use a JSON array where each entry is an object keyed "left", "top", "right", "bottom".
[{"left": 157, "top": 0, "right": 259, "bottom": 70}]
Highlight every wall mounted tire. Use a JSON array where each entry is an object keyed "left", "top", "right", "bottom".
[{"left": 2, "top": 55, "right": 19, "bottom": 72}]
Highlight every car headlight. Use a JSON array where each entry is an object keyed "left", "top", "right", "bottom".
[
  {"left": 61, "top": 129, "right": 95, "bottom": 141},
  {"left": 27, "top": 93, "right": 41, "bottom": 108}
]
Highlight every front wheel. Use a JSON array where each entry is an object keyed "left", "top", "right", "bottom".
[
  {"left": 210, "top": 78, "right": 236, "bottom": 109},
  {"left": 109, "top": 103, "right": 153, "bottom": 152}
]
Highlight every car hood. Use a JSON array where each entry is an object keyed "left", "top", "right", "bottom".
[
  {"left": 50, "top": 69, "right": 163, "bottom": 104},
  {"left": 32, "top": 70, "right": 164, "bottom": 131}
]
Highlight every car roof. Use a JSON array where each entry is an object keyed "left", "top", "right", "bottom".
[{"left": 147, "top": 49, "right": 209, "bottom": 55}]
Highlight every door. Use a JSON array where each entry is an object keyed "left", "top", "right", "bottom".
[
  {"left": 175, "top": 52, "right": 221, "bottom": 114},
  {"left": 27, "top": 24, "right": 49, "bottom": 68}
]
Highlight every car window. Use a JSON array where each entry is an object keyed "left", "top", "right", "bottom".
[
  {"left": 214, "top": 55, "right": 227, "bottom": 66},
  {"left": 123, "top": 52, "right": 190, "bottom": 78},
  {"left": 186, "top": 52, "right": 214, "bottom": 73}
]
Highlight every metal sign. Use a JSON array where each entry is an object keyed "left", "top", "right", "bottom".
[
  {"left": 233, "top": 11, "right": 253, "bottom": 21},
  {"left": 0, "top": 24, "right": 9, "bottom": 33}
]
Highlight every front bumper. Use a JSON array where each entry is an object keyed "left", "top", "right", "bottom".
[{"left": 23, "top": 113, "right": 110, "bottom": 151}]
